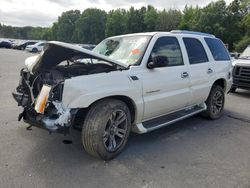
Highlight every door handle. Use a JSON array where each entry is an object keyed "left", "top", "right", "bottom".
[
  {"left": 181, "top": 72, "right": 189, "bottom": 78},
  {"left": 207, "top": 68, "right": 213, "bottom": 74}
]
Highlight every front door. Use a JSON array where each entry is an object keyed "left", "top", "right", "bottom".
[{"left": 141, "top": 36, "right": 191, "bottom": 120}]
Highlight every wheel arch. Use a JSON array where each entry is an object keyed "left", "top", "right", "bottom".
[
  {"left": 74, "top": 95, "right": 137, "bottom": 127},
  {"left": 212, "top": 78, "right": 227, "bottom": 91}
]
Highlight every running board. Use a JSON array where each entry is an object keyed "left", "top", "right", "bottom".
[{"left": 133, "top": 104, "right": 206, "bottom": 134}]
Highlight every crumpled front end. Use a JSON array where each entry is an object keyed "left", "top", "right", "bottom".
[
  {"left": 12, "top": 41, "right": 126, "bottom": 134},
  {"left": 12, "top": 68, "right": 78, "bottom": 134}
]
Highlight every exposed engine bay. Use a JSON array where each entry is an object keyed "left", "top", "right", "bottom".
[
  {"left": 13, "top": 62, "right": 117, "bottom": 134},
  {"left": 18, "top": 62, "right": 116, "bottom": 104},
  {"left": 12, "top": 41, "right": 126, "bottom": 134}
]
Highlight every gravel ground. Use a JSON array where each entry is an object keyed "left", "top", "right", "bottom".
[{"left": 0, "top": 49, "right": 250, "bottom": 188}]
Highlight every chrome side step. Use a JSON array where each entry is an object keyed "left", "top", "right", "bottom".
[{"left": 133, "top": 104, "right": 206, "bottom": 134}]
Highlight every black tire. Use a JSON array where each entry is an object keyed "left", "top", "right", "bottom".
[
  {"left": 201, "top": 85, "right": 225, "bottom": 120},
  {"left": 82, "top": 99, "right": 131, "bottom": 160},
  {"left": 229, "top": 86, "right": 237, "bottom": 93},
  {"left": 32, "top": 48, "right": 38, "bottom": 53}
]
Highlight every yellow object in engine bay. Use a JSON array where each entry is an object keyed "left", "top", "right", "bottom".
[{"left": 34, "top": 85, "right": 52, "bottom": 114}]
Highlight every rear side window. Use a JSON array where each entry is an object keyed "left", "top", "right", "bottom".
[
  {"left": 183, "top": 38, "right": 208, "bottom": 64},
  {"left": 205, "top": 38, "right": 230, "bottom": 61}
]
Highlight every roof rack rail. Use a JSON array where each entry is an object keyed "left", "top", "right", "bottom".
[{"left": 170, "top": 30, "right": 215, "bottom": 37}]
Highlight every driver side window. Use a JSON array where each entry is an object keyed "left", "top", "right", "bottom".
[{"left": 151, "top": 37, "right": 184, "bottom": 67}]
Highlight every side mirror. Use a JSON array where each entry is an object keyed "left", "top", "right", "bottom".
[{"left": 147, "top": 55, "right": 168, "bottom": 69}]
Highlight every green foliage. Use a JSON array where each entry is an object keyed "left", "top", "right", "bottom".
[
  {"left": 126, "top": 7, "right": 145, "bottom": 33},
  {"left": 231, "top": 0, "right": 250, "bottom": 51},
  {"left": 180, "top": 6, "right": 201, "bottom": 30},
  {"left": 242, "top": 13, "right": 250, "bottom": 35},
  {"left": 56, "top": 10, "right": 81, "bottom": 42},
  {"left": 0, "top": 0, "right": 249, "bottom": 51},
  {"left": 156, "top": 9, "right": 182, "bottom": 31},
  {"left": 74, "top": 8, "right": 107, "bottom": 44},
  {"left": 105, "top": 9, "right": 127, "bottom": 37},
  {"left": 197, "top": 1, "right": 228, "bottom": 40},
  {"left": 144, "top": 5, "right": 158, "bottom": 31},
  {"left": 224, "top": 0, "right": 244, "bottom": 50},
  {"left": 235, "top": 35, "right": 250, "bottom": 52}
]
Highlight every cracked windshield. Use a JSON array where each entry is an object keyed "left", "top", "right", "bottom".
[{"left": 93, "top": 36, "right": 151, "bottom": 65}]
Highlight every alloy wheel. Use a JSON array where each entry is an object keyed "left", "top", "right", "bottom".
[
  {"left": 103, "top": 110, "right": 128, "bottom": 152},
  {"left": 211, "top": 90, "right": 223, "bottom": 115}
]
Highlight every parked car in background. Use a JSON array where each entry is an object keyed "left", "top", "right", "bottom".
[
  {"left": 231, "top": 45, "right": 250, "bottom": 92},
  {"left": 25, "top": 42, "right": 46, "bottom": 53},
  {"left": 230, "top": 52, "right": 240, "bottom": 61},
  {"left": 13, "top": 41, "right": 37, "bottom": 50},
  {"left": 0, "top": 40, "right": 12, "bottom": 48},
  {"left": 13, "top": 31, "right": 232, "bottom": 160}
]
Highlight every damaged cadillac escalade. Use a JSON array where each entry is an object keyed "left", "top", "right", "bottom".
[{"left": 13, "top": 32, "right": 232, "bottom": 160}]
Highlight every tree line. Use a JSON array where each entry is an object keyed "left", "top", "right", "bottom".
[{"left": 0, "top": 0, "right": 249, "bottom": 51}]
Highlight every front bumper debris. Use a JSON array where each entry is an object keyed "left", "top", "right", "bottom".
[
  {"left": 19, "top": 107, "right": 78, "bottom": 134},
  {"left": 12, "top": 91, "right": 29, "bottom": 107}
]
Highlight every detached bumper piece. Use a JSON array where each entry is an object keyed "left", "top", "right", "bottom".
[{"left": 19, "top": 108, "right": 77, "bottom": 135}]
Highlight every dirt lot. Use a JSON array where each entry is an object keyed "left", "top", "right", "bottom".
[{"left": 0, "top": 49, "right": 250, "bottom": 188}]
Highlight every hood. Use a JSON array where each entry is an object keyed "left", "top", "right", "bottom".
[
  {"left": 232, "top": 58, "right": 250, "bottom": 66},
  {"left": 25, "top": 41, "right": 128, "bottom": 73}
]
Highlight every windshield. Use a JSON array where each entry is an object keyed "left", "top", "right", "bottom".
[
  {"left": 93, "top": 35, "right": 151, "bottom": 66},
  {"left": 240, "top": 45, "right": 250, "bottom": 59},
  {"left": 35, "top": 42, "right": 44, "bottom": 46}
]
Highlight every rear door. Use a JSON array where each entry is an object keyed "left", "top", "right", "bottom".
[
  {"left": 182, "top": 37, "right": 212, "bottom": 105},
  {"left": 204, "top": 37, "right": 232, "bottom": 92}
]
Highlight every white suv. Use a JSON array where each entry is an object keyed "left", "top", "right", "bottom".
[{"left": 13, "top": 31, "right": 232, "bottom": 160}]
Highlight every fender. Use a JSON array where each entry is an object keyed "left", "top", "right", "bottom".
[{"left": 62, "top": 70, "right": 144, "bottom": 123}]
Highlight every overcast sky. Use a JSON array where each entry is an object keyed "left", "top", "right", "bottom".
[{"left": 0, "top": 0, "right": 234, "bottom": 27}]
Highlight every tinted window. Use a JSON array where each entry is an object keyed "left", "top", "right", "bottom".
[
  {"left": 151, "top": 37, "right": 183, "bottom": 67},
  {"left": 183, "top": 38, "right": 208, "bottom": 64},
  {"left": 205, "top": 38, "right": 230, "bottom": 61}
]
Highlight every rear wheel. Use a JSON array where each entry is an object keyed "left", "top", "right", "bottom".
[
  {"left": 82, "top": 99, "right": 131, "bottom": 160},
  {"left": 201, "top": 85, "right": 225, "bottom": 119}
]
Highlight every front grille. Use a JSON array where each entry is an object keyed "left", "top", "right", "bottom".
[{"left": 233, "top": 65, "right": 250, "bottom": 87}]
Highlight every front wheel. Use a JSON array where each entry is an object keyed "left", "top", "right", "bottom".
[
  {"left": 82, "top": 99, "right": 131, "bottom": 160},
  {"left": 32, "top": 48, "right": 38, "bottom": 53},
  {"left": 201, "top": 85, "right": 225, "bottom": 120}
]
